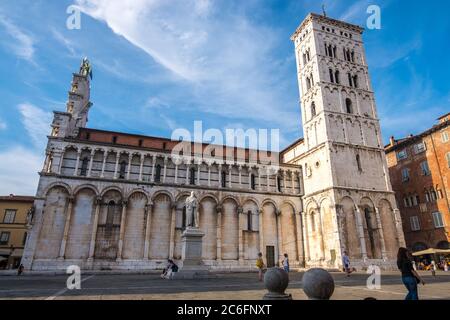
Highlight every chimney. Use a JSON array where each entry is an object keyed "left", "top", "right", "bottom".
[{"left": 389, "top": 136, "right": 395, "bottom": 146}]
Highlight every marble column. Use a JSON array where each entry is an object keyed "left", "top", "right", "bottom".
[
  {"left": 393, "top": 208, "right": 406, "bottom": 247},
  {"left": 58, "top": 196, "right": 74, "bottom": 259},
  {"left": 218, "top": 164, "right": 223, "bottom": 188},
  {"left": 87, "top": 197, "right": 102, "bottom": 261},
  {"left": 197, "top": 162, "right": 201, "bottom": 185},
  {"left": 113, "top": 153, "right": 120, "bottom": 179},
  {"left": 87, "top": 150, "right": 95, "bottom": 177},
  {"left": 291, "top": 171, "right": 295, "bottom": 194},
  {"left": 258, "top": 209, "right": 265, "bottom": 258},
  {"left": 228, "top": 165, "right": 232, "bottom": 188},
  {"left": 276, "top": 210, "right": 283, "bottom": 265},
  {"left": 238, "top": 165, "right": 242, "bottom": 188},
  {"left": 169, "top": 204, "right": 177, "bottom": 259},
  {"left": 374, "top": 207, "right": 387, "bottom": 260},
  {"left": 207, "top": 163, "right": 211, "bottom": 187},
  {"left": 73, "top": 150, "right": 81, "bottom": 176},
  {"left": 126, "top": 154, "right": 133, "bottom": 180},
  {"left": 354, "top": 207, "right": 368, "bottom": 260},
  {"left": 266, "top": 167, "right": 270, "bottom": 192},
  {"left": 138, "top": 155, "right": 145, "bottom": 181},
  {"left": 100, "top": 151, "right": 107, "bottom": 178},
  {"left": 216, "top": 205, "right": 222, "bottom": 261},
  {"left": 238, "top": 206, "right": 244, "bottom": 262},
  {"left": 151, "top": 155, "right": 156, "bottom": 182},
  {"left": 174, "top": 164, "right": 179, "bottom": 184},
  {"left": 143, "top": 202, "right": 154, "bottom": 260},
  {"left": 294, "top": 212, "right": 303, "bottom": 263},
  {"left": 116, "top": 201, "right": 128, "bottom": 261},
  {"left": 163, "top": 157, "right": 168, "bottom": 183},
  {"left": 302, "top": 212, "right": 310, "bottom": 262}
]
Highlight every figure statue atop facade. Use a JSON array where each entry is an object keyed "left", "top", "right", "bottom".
[
  {"left": 185, "top": 191, "right": 199, "bottom": 228},
  {"left": 79, "top": 57, "right": 93, "bottom": 79},
  {"left": 26, "top": 205, "right": 35, "bottom": 227}
]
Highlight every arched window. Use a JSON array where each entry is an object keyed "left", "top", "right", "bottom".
[
  {"left": 306, "top": 49, "right": 310, "bottom": 61},
  {"left": 277, "top": 176, "right": 282, "bottom": 192},
  {"left": 329, "top": 69, "right": 334, "bottom": 83},
  {"left": 303, "top": 53, "right": 307, "bottom": 65},
  {"left": 311, "top": 102, "right": 316, "bottom": 118},
  {"left": 335, "top": 70, "right": 340, "bottom": 84},
  {"left": 306, "top": 77, "right": 311, "bottom": 90},
  {"left": 106, "top": 201, "right": 115, "bottom": 232},
  {"left": 353, "top": 75, "right": 358, "bottom": 88},
  {"left": 119, "top": 161, "right": 127, "bottom": 179},
  {"left": 247, "top": 210, "right": 252, "bottom": 231},
  {"left": 345, "top": 98, "right": 353, "bottom": 114},
  {"left": 221, "top": 171, "right": 227, "bottom": 188},
  {"left": 251, "top": 174, "right": 256, "bottom": 190},
  {"left": 80, "top": 157, "right": 89, "bottom": 176},
  {"left": 155, "top": 164, "right": 162, "bottom": 182},
  {"left": 348, "top": 73, "right": 353, "bottom": 87},
  {"left": 190, "top": 167, "right": 196, "bottom": 185},
  {"left": 356, "top": 154, "right": 362, "bottom": 172},
  {"left": 364, "top": 207, "right": 376, "bottom": 258},
  {"left": 182, "top": 206, "right": 186, "bottom": 230},
  {"left": 425, "top": 191, "right": 430, "bottom": 202},
  {"left": 431, "top": 189, "right": 437, "bottom": 201},
  {"left": 328, "top": 44, "right": 333, "bottom": 57},
  {"left": 333, "top": 46, "right": 337, "bottom": 58},
  {"left": 351, "top": 51, "right": 355, "bottom": 62},
  {"left": 310, "top": 211, "right": 316, "bottom": 232}
]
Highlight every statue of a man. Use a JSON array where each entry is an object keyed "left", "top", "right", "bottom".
[
  {"left": 79, "top": 57, "right": 93, "bottom": 79},
  {"left": 185, "top": 191, "right": 199, "bottom": 228}
]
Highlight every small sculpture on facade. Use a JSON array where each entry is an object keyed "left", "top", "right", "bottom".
[
  {"left": 185, "top": 191, "right": 199, "bottom": 228},
  {"left": 26, "top": 205, "right": 35, "bottom": 227},
  {"left": 79, "top": 57, "right": 93, "bottom": 79}
]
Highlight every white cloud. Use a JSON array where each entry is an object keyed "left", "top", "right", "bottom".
[
  {"left": 51, "top": 29, "right": 76, "bottom": 57},
  {"left": 0, "top": 118, "right": 6, "bottom": 130},
  {"left": 75, "top": 0, "right": 299, "bottom": 130},
  {"left": 0, "top": 146, "right": 42, "bottom": 196},
  {"left": 18, "top": 103, "right": 52, "bottom": 150},
  {"left": 0, "top": 15, "right": 35, "bottom": 62}
]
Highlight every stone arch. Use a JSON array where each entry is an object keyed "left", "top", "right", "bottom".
[
  {"left": 242, "top": 199, "right": 260, "bottom": 260},
  {"left": 126, "top": 189, "right": 150, "bottom": 203},
  {"left": 359, "top": 197, "right": 382, "bottom": 259},
  {"left": 262, "top": 200, "right": 278, "bottom": 267},
  {"left": 175, "top": 191, "right": 191, "bottom": 203},
  {"left": 377, "top": 198, "right": 399, "bottom": 259},
  {"left": 65, "top": 187, "right": 96, "bottom": 259},
  {"left": 280, "top": 202, "right": 298, "bottom": 262},
  {"left": 94, "top": 188, "right": 123, "bottom": 260},
  {"left": 42, "top": 182, "right": 72, "bottom": 198},
  {"left": 221, "top": 197, "right": 239, "bottom": 260},
  {"left": 199, "top": 193, "right": 220, "bottom": 205},
  {"left": 220, "top": 194, "right": 241, "bottom": 208},
  {"left": 123, "top": 191, "right": 148, "bottom": 259},
  {"left": 149, "top": 192, "right": 172, "bottom": 259},
  {"left": 339, "top": 196, "right": 361, "bottom": 259},
  {"left": 151, "top": 190, "right": 174, "bottom": 204},
  {"left": 35, "top": 186, "right": 70, "bottom": 259},
  {"left": 319, "top": 197, "right": 336, "bottom": 264},
  {"left": 73, "top": 184, "right": 99, "bottom": 197},
  {"left": 199, "top": 195, "right": 218, "bottom": 260},
  {"left": 60, "top": 146, "right": 78, "bottom": 176},
  {"left": 100, "top": 186, "right": 124, "bottom": 198}
]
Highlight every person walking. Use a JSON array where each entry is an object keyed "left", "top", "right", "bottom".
[
  {"left": 161, "top": 259, "right": 174, "bottom": 279},
  {"left": 256, "top": 253, "right": 265, "bottom": 282},
  {"left": 397, "top": 247, "right": 425, "bottom": 300},
  {"left": 342, "top": 251, "right": 356, "bottom": 277},
  {"left": 282, "top": 254, "right": 290, "bottom": 273},
  {"left": 17, "top": 264, "right": 24, "bottom": 276},
  {"left": 431, "top": 260, "right": 437, "bottom": 277}
]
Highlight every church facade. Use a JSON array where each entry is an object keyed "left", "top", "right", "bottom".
[{"left": 21, "top": 13, "right": 405, "bottom": 272}]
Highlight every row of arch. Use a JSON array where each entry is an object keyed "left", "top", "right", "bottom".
[
  {"left": 304, "top": 195, "right": 400, "bottom": 263},
  {"left": 34, "top": 183, "right": 302, "bottom": 264}
]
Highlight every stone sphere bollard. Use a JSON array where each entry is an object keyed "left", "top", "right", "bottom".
[
  {"left": 263, "top": 267, "right": 292, "bottom": 300},
  {"left": 302, "top": 268, "right": 335, "bottom": 300}
]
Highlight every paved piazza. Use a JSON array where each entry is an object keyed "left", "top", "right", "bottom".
[{"left": 0, "top": 271, "right": 449, "bottom": 300}]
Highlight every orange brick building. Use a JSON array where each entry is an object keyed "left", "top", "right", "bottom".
[{"left": 385, "top": 113, "right": 450, "bottom": 253}]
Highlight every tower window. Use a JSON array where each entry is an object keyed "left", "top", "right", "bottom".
[
  {"left": 247, "top": 210, "right": 252, "bottom": 231},
  {"left": 155, "top": 164, "right": 162, "bottom": 182},
  {"left": 348, "top": 73, "right": 353, "bottom": 87},
  {"left": 345, "top": 98, "right": 353, "bottom": 114},
  {"left": 311, "top": 102, "right": 316, "bottom": 118},
  {"left": 80, "top": 157, "right": 89, "bottom": 176},
  {"left": 335, "top": 70, "right": 340, "bottom": 84},
  {"left": 356, "top": 154, "right": 362, "bottom": 172},
  {"left": 351, "top": 51, "right": 355, "bottom": 62},
  {"left": 251, "top": 174, "right": 256, "bottom": 190},
  {"left": 119, "top": 161, "right": 127, "bottom": 179},
  {"left": 352, "top": 75, "right": 359, "bottom": 88},
  {"left": 221, "top": 171, "right": 227, "bottom": 188},
  {"left": 333, "top": 46, "right": 337, "bottom": 58},
  {"left": 310, "top": 211, "right": 316, "bottom": 232},
  {"left": 277, "top": 176, "right": 282, "bottom": 192},
  {"left": 190, "top": 167, "right": 196, "bottom": 185},
  {"left": 329, "top": 69, "right": 334, "bottom": 83}
]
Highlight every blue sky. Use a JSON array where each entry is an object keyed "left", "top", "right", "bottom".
[{"left": 0, "top": 0, "right": 449, "bottom": 195}]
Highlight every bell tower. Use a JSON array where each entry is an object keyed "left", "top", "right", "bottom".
[
  {"left": 286, "top": 13, "right": 405, "bottom": 269},
  {"left": 50, "top": 58, "right": 93, "bottom": 138}
]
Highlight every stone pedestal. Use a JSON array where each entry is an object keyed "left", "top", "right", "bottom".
[{"left": 172, "top": 227, "right": 213, "bottom": 279}]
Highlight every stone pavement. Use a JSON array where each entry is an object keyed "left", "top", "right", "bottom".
[{"left": 0, "top": 271, "right": 449, "bottom": 300}]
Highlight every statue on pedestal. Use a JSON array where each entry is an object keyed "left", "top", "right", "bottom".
[{"left": 185, "top": 191, "right": 199, "bottom": 228}]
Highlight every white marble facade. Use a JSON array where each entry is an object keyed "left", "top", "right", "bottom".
[{"left": 22, "top": 13, "right": 405, "bottom": 272}]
